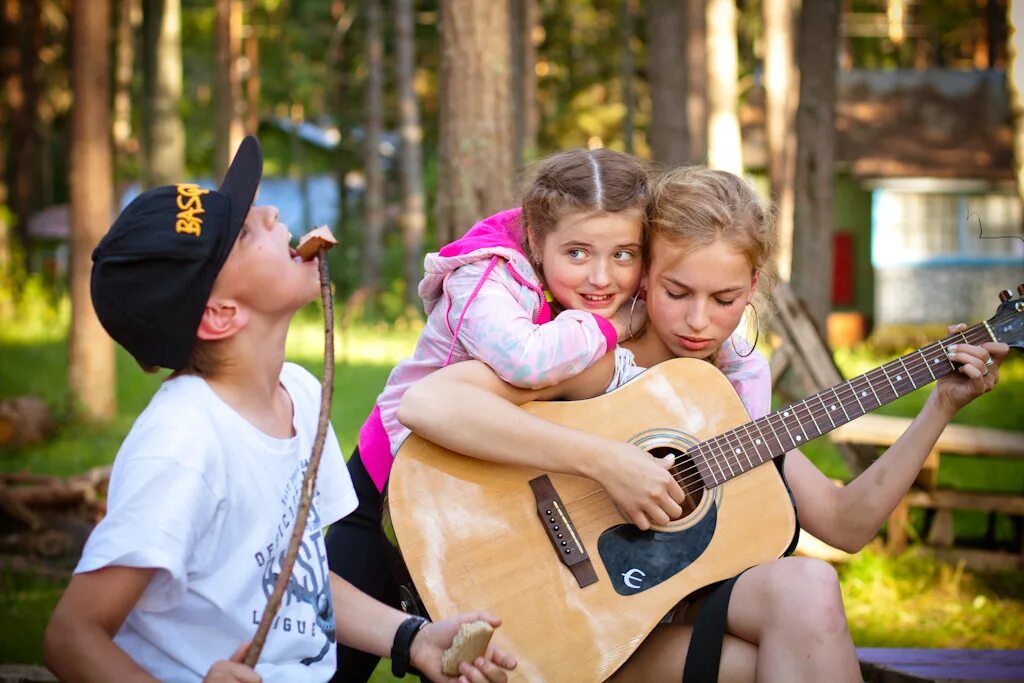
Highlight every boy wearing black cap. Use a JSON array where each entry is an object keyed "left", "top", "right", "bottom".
[{"left": 43, "top": 137, "right": 516, "bottom": 683}]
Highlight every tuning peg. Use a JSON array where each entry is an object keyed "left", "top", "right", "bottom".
[{"left": 1000, "top": 289, "right": 1015, "bottom": 303}]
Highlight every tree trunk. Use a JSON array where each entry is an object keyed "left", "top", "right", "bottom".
[
  {"left": 621, "top": 0, "right": 636, "bottom": 154},
  {"left": 764, "top": 0, "right": 797, "bottom": 281},
  {"left": 141, "top": 0, "right": 184, "bottom": 187},
  {"left": 394, "top": 0, "right": 426, "bottom": 311},
  {"left": 706, "top": 0, "right": 742, "bottom": 174},
  {"left": 113, "top": 0, "right": 138, "bottom": 171},
  {"left": 362, "top": 0, "right": 384, "bottom": 296},
  {"left": 5, "top": 0, "right": 42, "bottom": 269},
  {"left": 647, "top": 0, "right": 688, "bottom": 166},
  {"left": 328, "top": 2, "right": 355, "bottom": 297},
  {"left": 1009, "top": 0, "right": 1024, "bottom": 222},
  {"left": 69, "top": 0, "right": 117, "bottom": 423},
  {"left": 244, "top": 0, "right": 260, "bottom": 135},
  {"left": 215, "top": 0, "right": 244, "bottom": 180},
  {"left": 686, "top": 0, "right": 708, "bottom": 163},
  {"left": 792, "top": 0, "right": 840, "bottom": 333},
  {"left": 0, "top": 0, "right": 17, "bottom": 280},
  {"left": 510, "top": 0, "right": 538, "bottom": 167},
  {"left": 437, "top": 0, "right": 515, "bottom": 243}
]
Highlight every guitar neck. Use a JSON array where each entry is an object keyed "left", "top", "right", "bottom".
[{"left": 692, "top": 321, "right": 996, "bottom": 488}]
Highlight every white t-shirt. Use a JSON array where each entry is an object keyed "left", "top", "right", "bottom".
[{"left": 76, "top": 362, "right": 357, "bottom": 683}]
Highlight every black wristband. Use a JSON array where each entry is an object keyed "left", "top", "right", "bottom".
[{"left": 391, "top": 615, "right": 429, "bottom": 678}]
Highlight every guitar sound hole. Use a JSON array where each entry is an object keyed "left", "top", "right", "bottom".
[{"left": 648, "top": 446, "right": 704, "bottom": 517}]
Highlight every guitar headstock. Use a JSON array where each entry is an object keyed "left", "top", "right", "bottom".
[{"left": 990, "top": 284, "right": 1024, "bottom": 351}]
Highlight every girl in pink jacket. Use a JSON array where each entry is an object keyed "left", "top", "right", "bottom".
[{"left": 327, "top": 148, "right": 650, "bottom": 682}]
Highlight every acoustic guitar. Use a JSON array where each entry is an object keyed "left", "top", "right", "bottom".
[{"left": 388, "top": 290, "right": 1024, "bottom": 683}]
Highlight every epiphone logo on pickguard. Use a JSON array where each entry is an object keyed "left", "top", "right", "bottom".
[{"left": 622, "top": 568, "right": 646, "bottom": 589}]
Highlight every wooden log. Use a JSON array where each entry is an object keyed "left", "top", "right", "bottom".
[
  {"left": 2, "top": 466, "right": 110, "bottom": 509},
  {"left": 887, "top": 497, "right": 910, "bottom": 554},
  {"left": 0, "top": 396, "right": 54, "bottom": 448},
  {"left": 0, "top": 479, "right": 43, "bottom": 529},
  {"left": 918, "top": 449, "right": 941, "bottom": 491},
  {"left": 832, "top": 414, "right": 1024, "bottom": 460},
  {"left": 905, "top": 489, "right": 1024, "bottom": 516},
  {"left": 925, "top": 509, "right": 955, "bottom": 548}
]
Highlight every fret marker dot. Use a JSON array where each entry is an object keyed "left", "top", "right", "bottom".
[
  {"left": 783, "top": 411, "right": 790, "bottom": 417},
  {"left": 896, "top": 375, "right": 902, "bottom": 381},
  {"left": 796, "top": 435, "right": 802, "bottom": 441},
  {"left": 755, "top": 439, "right": 762, "bottom": 445},
  {"left": 734, "top": 448, "right": 741, "bottom": 454},
  {"left": 830, "top": 405, "right": 837, "bottom": 410},
  {"left": 861, "top": 391, "right": 867, "bottom": 397},
  {"left": 933, "top": 358, "right": 939, "bottom": 364}
]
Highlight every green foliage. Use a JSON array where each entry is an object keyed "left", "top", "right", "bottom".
[
  {"left": 841, "top": 545, "right": 1024, "bottom": 648},
  {"left": 0, "top": 569, "right": 65, "bottom": 664},
  {"left": 0, "top": 274, "right": 69, "bottom": 344}
]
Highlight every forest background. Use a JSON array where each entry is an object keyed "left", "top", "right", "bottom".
[{"left": 1, "top": 0, "right": 1024, "bottom": 678}]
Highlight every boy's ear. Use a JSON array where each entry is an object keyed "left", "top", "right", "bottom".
[{"left": 196, "top": 299, "right": 249, "bottom": 340}]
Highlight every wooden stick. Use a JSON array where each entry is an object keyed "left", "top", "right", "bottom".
[{"left": 243, "top": 248, "right": 335, "bottom": 667}]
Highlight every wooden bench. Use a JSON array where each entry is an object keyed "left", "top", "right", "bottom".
[
  {"left": 0, "top": 666, "right": 56, "bottom": 683},
  {"left": 858, "top": 647, "right": 1024, "bottom": 682},
  {"left": 831, "top": 414, "right": 1024, "bottom": 567}
]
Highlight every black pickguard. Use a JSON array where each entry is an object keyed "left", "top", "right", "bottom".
[{"left": 597, "top": 500, "right": 718, "bottom": 596}]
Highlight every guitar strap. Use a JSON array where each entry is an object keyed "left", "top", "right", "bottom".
[{"left": 681, "top": 574, "right": 741, "bottom": 683}]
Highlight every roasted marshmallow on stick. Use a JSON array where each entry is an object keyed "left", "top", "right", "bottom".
[{"left": 294, "top": 225, "right": 338, "bottom": 261}]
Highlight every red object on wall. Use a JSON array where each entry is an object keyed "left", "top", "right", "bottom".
[{"left": 832, "top": 231, "right": 854, "bottom": 306}]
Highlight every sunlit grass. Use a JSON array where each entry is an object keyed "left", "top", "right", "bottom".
[{"left": 841, "top": 543, "right": 1024, "bottom": 648}]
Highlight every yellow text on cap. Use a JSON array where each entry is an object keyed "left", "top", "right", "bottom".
[{"left": 175, "top": 183, "right": 210, "bottom": 237}]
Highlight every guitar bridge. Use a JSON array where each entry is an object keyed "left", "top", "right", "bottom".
[{"left": 529, "top": 475, "right": 598, "bottom": 588}]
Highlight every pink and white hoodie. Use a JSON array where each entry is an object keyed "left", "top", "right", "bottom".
[{"left": 357, "top": 208, "right": 619, "bottom": 492}]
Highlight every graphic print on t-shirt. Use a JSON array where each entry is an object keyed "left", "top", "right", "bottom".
[{"left": 252, "top": 456, "right": 336, "bottom": 665}]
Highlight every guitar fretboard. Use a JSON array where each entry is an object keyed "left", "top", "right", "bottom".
[{"left": 690, "top": 321, "right": 996, "bottom": 489}]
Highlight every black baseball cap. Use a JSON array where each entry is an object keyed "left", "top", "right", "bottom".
[{"left": 91, "top": 135, "right": 263, "bottom": 370}]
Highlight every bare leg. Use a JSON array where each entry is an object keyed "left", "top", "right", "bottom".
[
  {"left": 726, "top": 557, "right": 860, "bottom": 683},
  {"left": 607, "top": 623, "right": 756, "bottom": 683}
]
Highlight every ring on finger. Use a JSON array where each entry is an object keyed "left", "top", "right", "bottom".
[
  {"left": 985, "top": 357, "right": 994, "bottom": 367},
  {"left": 982, "top": 367, "right": 990, "bottom": 377}
]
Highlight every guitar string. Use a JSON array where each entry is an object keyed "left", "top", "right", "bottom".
[
  {"left": 564, "top": 343, "right": 952, "bottom": 515},
  {"left": 564, "top": 351, "right": 955, "bottom": 518},
  {"left": 562, "top": 324, "right": 997, "bottom": 518}
]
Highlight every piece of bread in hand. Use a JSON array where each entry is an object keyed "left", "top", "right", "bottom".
[
  {"left": 441, "top": 620, "right": 494, "bottom": 676},
  {"left": 295, "top": 225, "right": 338, "bottom": 261}
]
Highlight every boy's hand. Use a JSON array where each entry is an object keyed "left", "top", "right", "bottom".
[
  {"left": 410, "top": 613, "right": 517, "bottom": 683},
  {"left": 203, "top": 642, "right": 261, "bottom": 683}
]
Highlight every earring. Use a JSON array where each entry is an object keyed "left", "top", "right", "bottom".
[
  {"left": 730, "top": 302, "right": 759, "bottom": 358},
  {"left": 626, "top": 290, "right": 642, "bottom": 341}
]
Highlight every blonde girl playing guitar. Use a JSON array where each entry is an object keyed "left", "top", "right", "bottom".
[{"left": 396, "top": 167, "right": 1008, "bottom": 682}]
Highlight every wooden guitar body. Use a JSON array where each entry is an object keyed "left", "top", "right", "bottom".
[{"left": 389, "top": 359, "right": 798, "bottom": 682}]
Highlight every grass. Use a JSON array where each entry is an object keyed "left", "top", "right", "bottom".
[{"left": 2, "top": 308, "right": 1023, "bottom": 672}]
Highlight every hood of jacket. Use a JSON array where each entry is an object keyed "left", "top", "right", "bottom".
[{"left": 418, "top": 208, "right": 542, "bottom": 314}]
